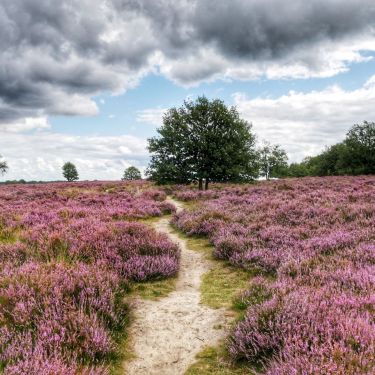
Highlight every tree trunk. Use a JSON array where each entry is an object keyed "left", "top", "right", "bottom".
[
  {"left": 198, "top": 178, "right": 203, "bottom": 190},
  {"left": 204, "top": 178, "right": 209, "bottom": 190}
]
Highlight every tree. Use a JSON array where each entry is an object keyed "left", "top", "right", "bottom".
[
  {"left": 147, "top": 97, "right": 258, "bottom": 189},
  {"left": 343, "top": 121, "right": 375, "bottom": 174},
  {"left": 62, "top": 162, "right": 79, "bottom": 182},
  {"left": 122, "top": 166, "right": 142, "bottom": 180},
  {"left": 287, "top": 161, "right": 310, "bottom": 177},
  {"left": 286, "top": 122, "right": 375, "bottom": 177},
  {"left": 258, "top": 143, "right": 288, "bottom": 180},
  {"left": 0, "top": 155, "right": 8, "bottom": 176}
]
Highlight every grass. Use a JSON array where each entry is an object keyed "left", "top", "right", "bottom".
[
  {"left": 109, "top": 275, "right": 177, "bottom": 373},
  {"left": 169, "top": 199, "right": 256, "bottom": 375},
  {"left": 201, "top": 264, "right": 251, "bottom": 310},
  {"left": 137, "top": 215, "right": 167, "bottom": 225},
  {"left": 108, "top": 303, "right": 134, "bottom": 375},
  {"left": 176, "top": 200, "right": 199, "bottom": 210},
  {"left": 0, "top": 227, "right": 19, "bottom": 244},
  {"left": 131, "top": 213, "right": 177, "bottom": 301},
  {"left": 118, "top": 199, "right": 254, "bottom": 374},
  {"left": 182, "top": 233, "right": 254, "bottom": 374},
  {"left": 110, "top": 211, "right": 178, "bottom": 373},
  {"left": 170, "top": 226, "right": 252, "bottom": 310},
  {"left": 130, "top": 276, "right": 177, "bottom": 300},
  {"left": 185, "top": 345, "right": 253, "bottom": 375}
]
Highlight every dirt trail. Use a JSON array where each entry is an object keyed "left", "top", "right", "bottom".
[{"left": 124, "top": 197, "right": 228, "bottom": 375}]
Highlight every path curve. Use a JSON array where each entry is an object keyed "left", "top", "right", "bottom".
[{"left": 124, "top": 197, "right": 228, "bottom": 375}]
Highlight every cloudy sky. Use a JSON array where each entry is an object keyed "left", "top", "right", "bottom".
[{"left": 1, "top": 0, "right": 375, "bottom": 180}]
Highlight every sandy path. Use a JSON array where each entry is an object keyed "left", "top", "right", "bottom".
[{"left": 124, "top": 197, "right": 228, "bottom": 375}]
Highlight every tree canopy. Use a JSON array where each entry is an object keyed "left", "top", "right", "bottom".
[
  {"left": 62, "top": 162, "right": 79, "bottom": 182},
  {"left": 147, "top": 97, "right": 258, "bottom": 189},
  {"left": 344, "top": 121, "right": 375, "bottom": 174},
  {"left": 258, "top": 143, "right": 288, "bottom": 180},
  {"left": 122, "top": 166, "right": 142, "bottom": 180},
  {"left": 287, "top": 122, "right": 375, "bottom": 177}
]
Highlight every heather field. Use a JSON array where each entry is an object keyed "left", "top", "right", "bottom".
[
  {"left": 173, "top": 176, "right": 375, "bottom": 374},
  {"left": 0, "top": 181, "right": 179, "bottom": 374},
  {"left": 1, "top": 177, "right": 374, "bottom": 375}
]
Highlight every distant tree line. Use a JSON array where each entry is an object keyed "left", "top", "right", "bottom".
[
  {"left": 2, "top": 99, "right": 373, "bottom": 187},
  {"left": 60, "top": 163, "right": 143, "bottom": 182},
  {"left": 0, "top": 180, "right": 63, "bottom": 185},
  {"left": 1, "top": 159, "right": 144, "bottom": 183},
  {"left": 147, "top": 97, "right": 374, "bottom": 187},
  {"left": 287, "top": 121, "right": 375, "bottom": 177}
]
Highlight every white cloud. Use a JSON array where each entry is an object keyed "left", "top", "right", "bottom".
[
  {"left": 0, "top": 117, "right": 50, "bottom": 133},
  {"left": 1, "top": 0, "right": 375, "bottom": 131},
  {"left": 49, "top": 93, "right": 99, "bottom": 117},
  {"left": 136, "top": 108, "right": 166, "bottom": 126},
  {"left": 0, "top": 132, "right": 148, "bottom": 181},
  {"left": 233, "top": 75, "right": 375, "bottom": 162}
]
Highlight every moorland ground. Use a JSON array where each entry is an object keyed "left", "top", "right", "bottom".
[{"left": 0, "top": 176, "right": 374, "bottom": 375}]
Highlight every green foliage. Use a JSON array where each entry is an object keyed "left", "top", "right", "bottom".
[
  {"left": 185, "top": 345, "right": 253, "bottom": 375},
  {"left": 258, "top": 143, "right": 288, "bottom": 179},
  {"left": 122, "top": 166, "right": 142, "bottom": 181},
  {"left": 147, "top": 97, "right": 258, "bottom": 189},
  {"left": 287, "top": 161, "right": 310, "bottom": 177},
  {"left": 287, "top": 122, "right": 375, "bottom": 177},
  {"left": 130, "top": 277, "right": 176, "bottom": 300},
  {"left": 62, "top": 162, "right": 79, "bottom": 182},
  {"left": 0, "top": 155, "right": 8, "bottom": 176},
  {"left": 344, "top": 121, "right": 375, "bottom": 174}
]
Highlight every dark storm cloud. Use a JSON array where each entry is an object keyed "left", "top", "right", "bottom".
[
  {"left": 192, "top": 0, "right": 375, "bottom": 59},
  {"left": 0, "top": 0, "right": 375, "bottom": 127}
]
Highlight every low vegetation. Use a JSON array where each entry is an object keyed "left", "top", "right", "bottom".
[
  {"left": 174, "top": 176, "right": 375, "bottom": 374},
  {"left": 0, "top": 181, "right": 179, "bottom": 373},
  {"left": 171, "top": 218, "right": 253, "bottom": 374}
]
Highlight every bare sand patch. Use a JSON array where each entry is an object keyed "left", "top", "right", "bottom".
[{"left": 124, "top": 198, "right": 229, "bottom": 375}]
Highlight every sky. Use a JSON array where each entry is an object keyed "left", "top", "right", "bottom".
[{"left": 1, "top": 0, "right": 375, "bottom": 181}]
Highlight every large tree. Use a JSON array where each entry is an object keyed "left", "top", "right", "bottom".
[
  {"left": 147, "top": 97, "right": 257, "bottom": 189},
  {"left": 0, "top": 155, "right": 8, "bottom": 176},
  {"left": 122, "top": 166, "right": 142, "bottom": 180},
  {"left": 62, "top": 162, "right": 79, "bottom": 182}
]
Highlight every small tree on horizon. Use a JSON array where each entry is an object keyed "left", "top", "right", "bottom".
[
  {"left": 147, "top": 97, "right": 258, "bottom": 189},
  {"left": 0, "top": 155, "right": 8, "bottom": 176},
  {"left": 62, "top": 162, "right": 79, "bottom": 182},
  {"left": 258, "top": 142, "right": 288, "bottom": 180},
  {"left": 122, "top": 166, "right": 142, "bottom": 180}
]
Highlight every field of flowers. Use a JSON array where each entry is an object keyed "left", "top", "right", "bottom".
[
  {"left": 173, "top": 176, "right": 375, "bottom": 374},
  {"left": 0, "top": 181, "right": 179, "bottom": 374}
]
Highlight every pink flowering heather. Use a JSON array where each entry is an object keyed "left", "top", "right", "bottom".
[
  {"left": 0, "top": 181, "right": 180, "bottom": 373},
  {"left": 173, "top": 176, "right": 375, "bottom": 374}
]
